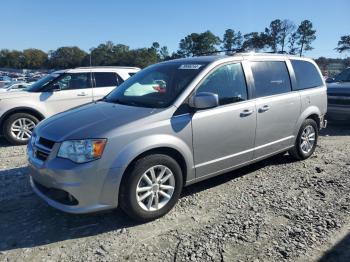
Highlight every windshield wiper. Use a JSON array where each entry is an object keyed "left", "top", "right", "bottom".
[{"left": 107, "top": 99, "right": 151, "bottom": 108}]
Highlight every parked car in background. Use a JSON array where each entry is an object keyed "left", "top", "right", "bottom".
[
  {"left": 27, "top": 54, "right": 327, "bottom": 222},
  {"left": 0, "top": 76, "right": 12, "bottom": 87},
  {"left": 0, "top": 66, "right": 140, "bottom": 145},
  {"left": 326, "top": 67, "right": 350, "bottom": 121},
  {"left": 0, "top": 82, "right": 31, "bottom": 92}
]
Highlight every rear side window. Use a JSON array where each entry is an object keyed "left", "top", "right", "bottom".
[
  {"left": 251, "top": 61, "right": 291, "bottom": 98},
  {"left": 94, "top": 72, "right": 123, "bottom": 88},
  {"left": 291, "top": 60, "right": 323, "bottom": 90}
]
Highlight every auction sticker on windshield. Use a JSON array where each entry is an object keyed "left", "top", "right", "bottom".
[{"left": 178, "top": 64, "right": 203, "bottom": 70}]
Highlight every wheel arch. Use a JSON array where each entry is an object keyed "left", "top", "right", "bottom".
[
  {"left": 294, "top": 106, "right": 322, "bottom": 137},
  {"left": 122, "top": 147, "right": 188, "bottom": 186},
  {"left": 0, "top": 107, "right": 45, "bottom": 134}
]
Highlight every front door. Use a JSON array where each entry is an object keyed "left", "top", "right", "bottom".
[
  {"left": 192, "top": 63, "right": 256, "bottom": 178},
  {"left": 40, "top": 72, "right": 93, "bottom": 116}
]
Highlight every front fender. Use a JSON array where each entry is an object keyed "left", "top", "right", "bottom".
[{"left": 111, "top": 134, "right": 195, "bottom": 182}]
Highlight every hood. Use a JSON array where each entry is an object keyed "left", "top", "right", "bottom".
[
  {"left": 35, "top": 101, "right": 168, "bottom": 141},
  {"left": 0, "top": 88, "right": 24, "bottom": 93},
  {"left": 327, "top": 82, "right": 350, "bottom": 95},
  {"left": 0, "top": 90, "right": 34, "bottom": 99}
]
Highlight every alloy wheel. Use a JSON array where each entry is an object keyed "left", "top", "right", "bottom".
[
  {"left": 136, "top": 165, "right": 175, "bottom": 212},
  {"left": 300, "top": 125, "right": 316, "bottom": 154},
  {"left": 10, "top": 118, "right": 36, "bottom": 141}
]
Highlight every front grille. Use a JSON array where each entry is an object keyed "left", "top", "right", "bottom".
[
  {"left": 33, "top": 179, "right": 79, "bottom": 206},
  {"left": 38, "top": 137, "right": 55, "bottom": 149},
  {"left": 33, "top": 137, "right": 56, "bottom": 162},
  {"left": 35, "top": 150, "right": 49, "bottom": 161},
  {"left": 328, "top": 96, "right": 350, "bottom": 106}
]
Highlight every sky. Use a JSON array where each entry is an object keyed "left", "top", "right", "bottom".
[{"left": 1, "top": 0, "right": 349, "bottom": 58}]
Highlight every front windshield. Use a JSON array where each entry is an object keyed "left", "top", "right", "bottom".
[
  {"left": 105, "top": 62, "right": 208, "bottom": 108},
  {"left": 25, "top": 73, "right": 61, "bottom": 92},
  {"left": 334, "top": 68, "right": 350, "bottom": 82}
]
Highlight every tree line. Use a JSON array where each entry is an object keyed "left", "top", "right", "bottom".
[{"left": 0, "top": 19, "right": 349, "bottom": 70}]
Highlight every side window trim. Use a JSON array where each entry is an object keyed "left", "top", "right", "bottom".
[{"left": 285, "top": 59, "right": 298, "bottom": 91}]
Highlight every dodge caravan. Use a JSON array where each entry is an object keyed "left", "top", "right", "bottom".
[{"left": 27, "top": 54, "right": 327, "bottom": 222}]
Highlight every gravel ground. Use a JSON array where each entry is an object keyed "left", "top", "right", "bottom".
[{"left": 0, "top": 122, "right": 349, "bottom": 262}]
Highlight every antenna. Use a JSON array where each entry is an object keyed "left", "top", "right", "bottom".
[{"left": 89, "top": 48, "right": 95, "bottom": 103}]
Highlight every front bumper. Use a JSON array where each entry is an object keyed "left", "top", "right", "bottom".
[
  {"left": 28, "top": 147, "right": 124, "bottom": 214},
  {"left": 327, "top": 105, "right": 350, "bottom": 121}
]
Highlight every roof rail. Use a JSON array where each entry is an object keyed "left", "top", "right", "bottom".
[
  {"left": 75, "top": 66, "right": 140, "bottom": 69},
  {"left": 192, "top": 49, "right": 297, "bottom": 58}
]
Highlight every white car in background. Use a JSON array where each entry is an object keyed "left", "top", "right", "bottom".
[
  {"left": 0, "top": 76, "right": 12, "bottom": 88},
  {"left": 0, "top": 66, "right": 140, "bottom": 145},
  {"left": 0, "top": 82, "right": 31, "bottom": 92}
]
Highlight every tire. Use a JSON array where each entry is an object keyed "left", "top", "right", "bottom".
[
  {"left": 119, "top": 154, "right": 183, "bottom": 222},
  {"left": 3, "top": 113, "right": 39, "bottom": 145},
  {"left": 289, "top": 119, "right": 318, "bottom": 160}
]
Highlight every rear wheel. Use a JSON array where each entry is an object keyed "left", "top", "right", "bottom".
[
  {"left": 289, "top": 119, "right": 318, "bottom": 160},
  {"left": 3, "top": 113, "right": 39, "bottom": 145},
  {"left": 119, "top": 154, "right": 183, "bottom": 222}
]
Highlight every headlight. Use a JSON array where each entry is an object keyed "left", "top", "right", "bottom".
[{"left": 57, "top": 139, "right": 107, "bottom": 163}]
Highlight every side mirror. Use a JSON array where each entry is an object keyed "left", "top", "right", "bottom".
[
  {"left": 189, "top": 92, "right": 219, "bottom": 110},
  {"left": 51, "top": 84, "right": 61, "bottom": 92},
  {"left": 326, "top": 77, "right": 335, "bottom": 83}
]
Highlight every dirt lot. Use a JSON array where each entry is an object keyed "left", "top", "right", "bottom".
[{"left": 0, "top": 122, "right": 349, "bottom": 262}]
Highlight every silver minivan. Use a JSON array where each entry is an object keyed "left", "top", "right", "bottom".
[{"left": 28, "top": 54, "right": 327, "bottom": 222}]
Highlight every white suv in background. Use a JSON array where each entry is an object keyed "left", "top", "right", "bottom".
[{"left": 0, "top": 66, "right": 140, "bottom": 145}]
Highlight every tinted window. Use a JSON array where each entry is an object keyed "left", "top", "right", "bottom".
[
  {"left": 42, "top": 73, "right": 92, "bottom": 91},
  {"left": 251, "top": 61, "right": 291, "bottom": 97},
  {"left": 94, "top": 72, "right": 123, "bottom": 88},
  {"left": 291, "top": 60, "right": 323, "bottom": 89},
  {"left": 196, "top": 63, "right": 248, "bottom": 105},
  {"left": 334, "top": 68, "right": 350, "bottom": 82}
]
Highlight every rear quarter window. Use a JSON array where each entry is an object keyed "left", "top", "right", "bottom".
[
  {"left": 291, "top": 60, "right": 323, "bottom": 90},
  {"left": 94, "top": 72, "right": 123, "bottom": 88}
]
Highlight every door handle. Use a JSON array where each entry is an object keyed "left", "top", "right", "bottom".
[
  {"left": 259, "top": 105, "right": 270, "bottom": 113},
  {"left": 77, "top": 92, "right": 87, "bottom": 96},
  {"left": 240, "top": 109, "right": 254, "bottom": 117}
]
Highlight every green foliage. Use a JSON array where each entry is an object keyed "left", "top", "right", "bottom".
[
  {"left": 280, "top": 20, "right": 296, "bottom": 52},
  {"left": 295, "top": 20, "right": 316, "bottom": 56},
  {"left": 288, "top": 32, "right": 298, "bottom": 55},
  {"left": 335, "top": 35, "right": 350, "bottom": 53},
  {"left": 178, "top": 31, "right": 221, "bottom": 57},
  {"left": 222, "top": 29, "right": 243, "bottom": 54},
  {"left": 48, "top": 46, "right": 87, "bottom": 69},
  {"left": 0, "top": 49, "right": 24, "bottom": 68},
  {"left": 266, "top": 19, "right": 283, "bottom": 52},
  {"left": 242, "top": 32, "right": 270, "bottom": 51},
  {"left": 23, "top": 49, "right": 48, "bottom": 69}
]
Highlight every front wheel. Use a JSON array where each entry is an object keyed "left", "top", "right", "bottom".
[
  {"left": 119, "top": 154, "right": 183, "bottom": 222},
  {"left": 3, "top": 113, "right": 39, "bottom": 145},
  {"left": 289, "top": 119, "right": 318, "bottom": 160}
]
